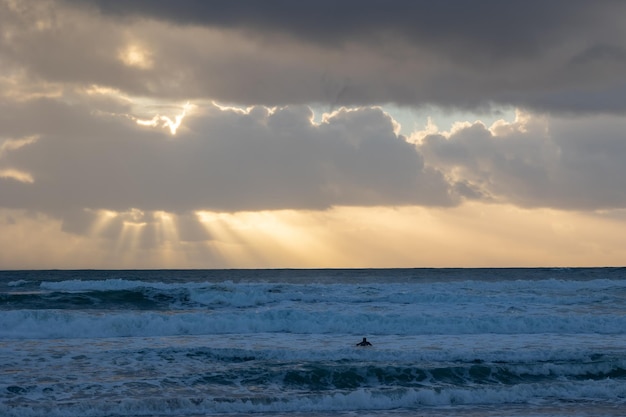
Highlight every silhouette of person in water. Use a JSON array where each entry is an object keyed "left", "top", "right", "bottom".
[{"left": 356, "top": 337, "right": 372, "bottom": 346}]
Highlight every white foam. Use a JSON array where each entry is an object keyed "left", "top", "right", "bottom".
[
  {"left": 34, "top": 277, "right": 626, "bottom": 315},
  {"left": 1, "top": 379, "right": 625, "bottom": 417},
  {"left": 3, "top": 304, "right": 626, "bottom": 340}
]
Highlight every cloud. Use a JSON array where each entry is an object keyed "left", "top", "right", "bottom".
[
  {"left": 420, "top": 111, "right": 626, "bottom": 210},
  {"left": 3, "top": 77, "right": 626, "bottom": 227},
  {"left": 2, "top": 0, "right": 626, "bottom": 113},
  {"left": 0, "top": 93, "right": 455, "bottom": 224},
  {"left": 68, "top": 1, "right": 609, "bottom": 57}
]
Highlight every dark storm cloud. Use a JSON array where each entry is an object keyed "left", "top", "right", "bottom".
[
  {"left": 72, "top": 0, "right": 593, "bottom": 56},
  {"left": 3, "top": 0, "right": 622, "bottom": 113},
  {"left": 70, "top": 0, "right": 626, "bottom": 77}
]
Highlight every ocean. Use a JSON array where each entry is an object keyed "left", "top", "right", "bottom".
[{"left": 1, "top": 268, "right": 626, "bottom": 417}]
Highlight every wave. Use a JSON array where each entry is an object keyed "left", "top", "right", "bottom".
[
  {"left": 2, "top": 378, "right": 625, "bottom": 417},
  {"left": 7, "top": 280, "right": 30, "bottom": 287},
  {"left": 4, "top": 276, "right": 626, "bottom": 338},
  {"left": 0, "top": 277, "right": 623, "bottom": 312},
  {"left": 37, "top": 276, "right": 626, "bottom": 294},
  {"left": 3, "top": 332, "right": 625, "bottom": 369},
  {"left": 3, "top": 307, "right": 626, "bottom": 339},
  {"left": 4, "top": 271, "right": 626, "bottom": 417}
]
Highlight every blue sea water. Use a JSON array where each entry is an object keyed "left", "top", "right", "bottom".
[{"left": 1, "top": 268, "right": 626, "bottom": 417}]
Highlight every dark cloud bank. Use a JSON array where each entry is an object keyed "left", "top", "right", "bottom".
[
  {"left": 8, "top": 0, "right": 626, "bottom": 112},
  {"left": 73, "top": 0, "right": 609, "bottom": 54}
]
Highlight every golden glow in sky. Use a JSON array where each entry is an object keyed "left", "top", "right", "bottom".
[{"left": 1, "top": 204, "right": 625, "bottom": 269}]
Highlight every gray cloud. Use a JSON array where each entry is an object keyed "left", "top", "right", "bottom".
[
  {"left": 420, "top": 114, "right": 626, "bottom": 210},
  {"left": 4, "top": 87, "right": 626, "bottom": 226},
  {"left": 2, "top": 0, "right": 625, "bottom": 113},
  {"left": 0, "top": 96, "right": 455, "bottom": 224},
  {"left": 69, "top": 0, "right": 602, "bottom": 57}
]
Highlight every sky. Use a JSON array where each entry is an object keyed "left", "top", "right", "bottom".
[{"left": 1, "top": 0, "right": 626, "bottom": 269}]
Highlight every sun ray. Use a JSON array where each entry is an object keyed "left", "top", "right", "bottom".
[
  {"left": 153, "top": 211, "right": 178, "bottom": 243},
  {"left": 195, "top": 210, "right": 347, "bottom": 268},
  {"left": 153, "top": 210, "right": 180, "bottom": 265},
  {"left": 115, "top": 221, "right": 146, "bottom": 264},
  {"left": 195, "top": 211, "right": 269, "bottom": 267},
  {"left": 88, "top": 209, "right": 118, "bottom": 237}
]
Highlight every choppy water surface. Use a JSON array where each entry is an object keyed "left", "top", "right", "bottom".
[{"left": 1, "top": 268, "right": 626, "bottom": 416}]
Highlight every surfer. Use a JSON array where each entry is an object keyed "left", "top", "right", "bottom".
[{"left": 356, "top": 337, "right": 372, "bottom": 347}]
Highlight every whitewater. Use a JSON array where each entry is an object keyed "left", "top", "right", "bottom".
[{"left": 1, "top": 268, "right": 626, "bottom": 417}]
